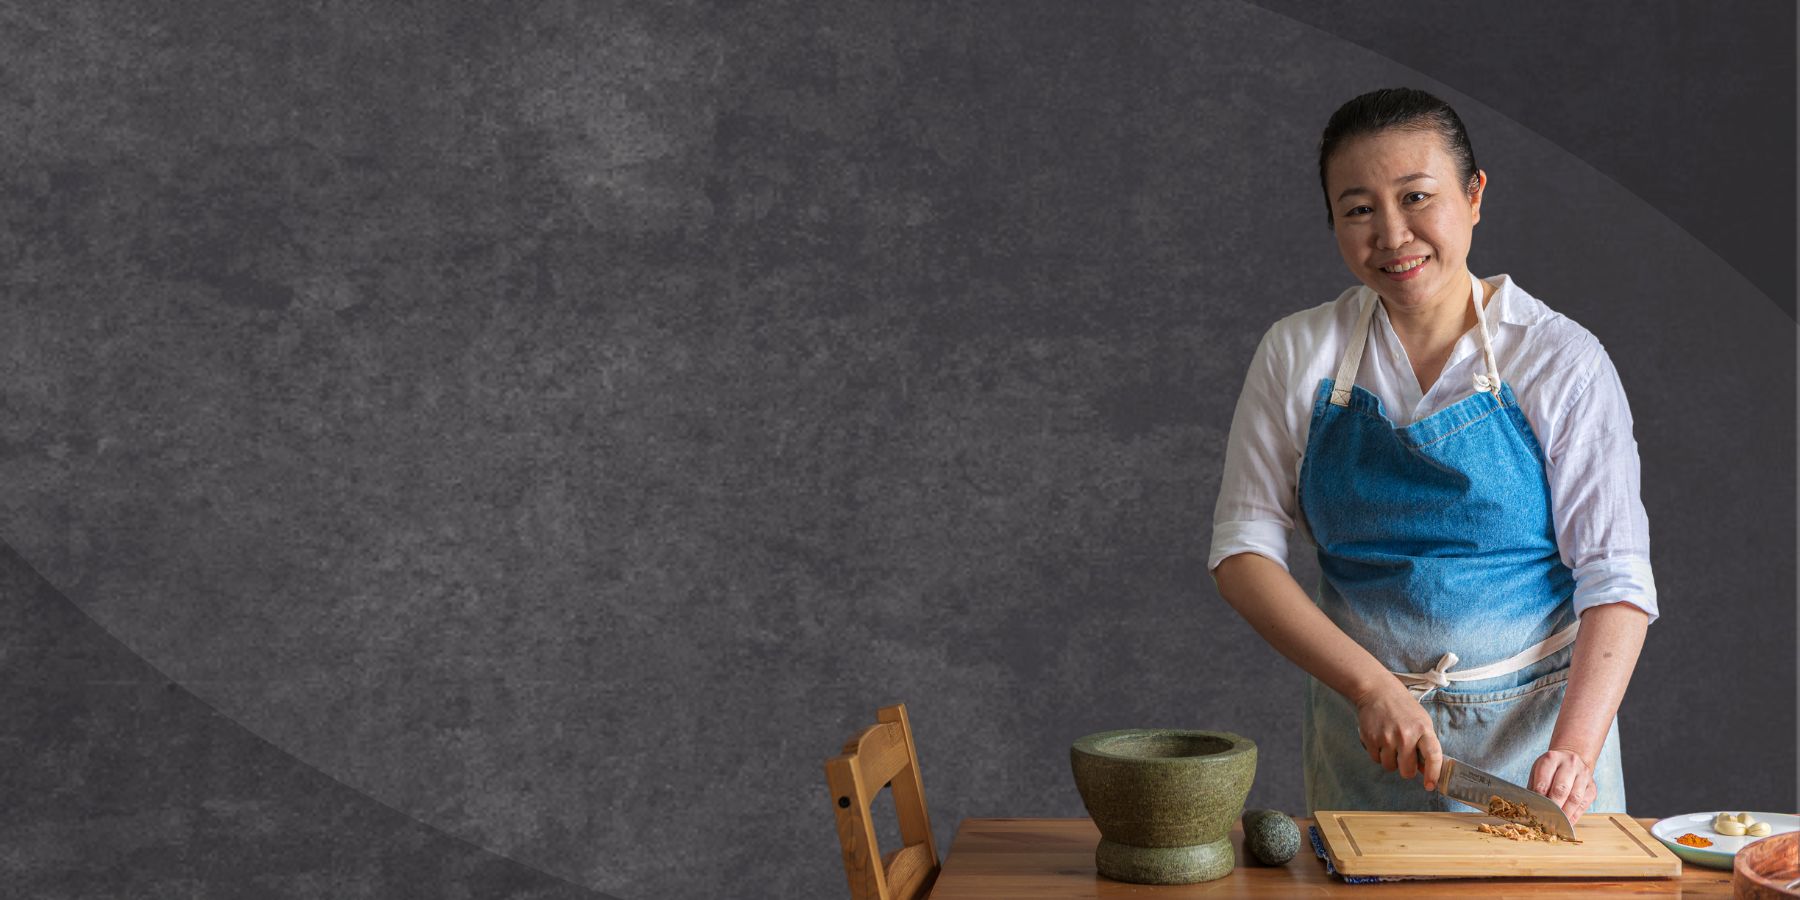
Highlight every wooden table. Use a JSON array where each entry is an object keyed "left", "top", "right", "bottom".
[{"left": 931, "top": 818, "right": 1735, "bottom": 898}]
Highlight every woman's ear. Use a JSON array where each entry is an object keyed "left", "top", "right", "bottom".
[{"left": 1470, "top": 170, "right": 1488, "bottom": 226}]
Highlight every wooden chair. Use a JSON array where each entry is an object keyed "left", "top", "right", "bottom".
[{"left": 824, "top": 703, "right": 939, "bottom": 900}]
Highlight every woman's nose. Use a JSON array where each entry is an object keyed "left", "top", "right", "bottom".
[{"left": 1373, "top": 211, "right": 1411, "bottom": 251}]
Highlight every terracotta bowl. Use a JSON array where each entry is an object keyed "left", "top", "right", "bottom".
[
  {"left": 1070, "top": 729, "right": 1256, "bottom": 885},
  {"left": 1733, "top": 831, "right": 1800, "bottom": 899}
]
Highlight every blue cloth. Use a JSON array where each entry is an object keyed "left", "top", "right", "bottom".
[{"left": 1297, "top": 364, "right": 1626, "bottom": 815}]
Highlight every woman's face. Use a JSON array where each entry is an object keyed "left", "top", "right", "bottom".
[{"left": 1324, "top": 127, "right": 1485, "bottom": 316}]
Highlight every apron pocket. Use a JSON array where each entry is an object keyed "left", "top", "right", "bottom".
[{"left": 1428, "top": 658, "right": 1572, "bottom": 706}]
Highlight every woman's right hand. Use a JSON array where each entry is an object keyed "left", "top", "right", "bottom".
[{"left": 1353, "top": 680, "right": 1444, "bottom": 790}]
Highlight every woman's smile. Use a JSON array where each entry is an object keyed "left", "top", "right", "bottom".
[{"left": 1380, "top": 255, "right": 1431, "bottom": 280}]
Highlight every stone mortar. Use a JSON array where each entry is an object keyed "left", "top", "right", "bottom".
[{"left": 1070, "top": 729, "right": 1257, "bottom": 884}]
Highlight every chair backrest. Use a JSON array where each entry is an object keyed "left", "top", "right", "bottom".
[{"left": 823, "top": 703, "right": 939, "bottom": 900}]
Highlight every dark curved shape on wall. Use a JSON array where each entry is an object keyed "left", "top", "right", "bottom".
[{"left": 0, "top": 542, "right": 616, "bottom": 900}]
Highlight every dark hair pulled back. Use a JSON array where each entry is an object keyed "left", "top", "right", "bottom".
[{"left": 1317, "top": 87, "right": 1479, "bottom": 229}]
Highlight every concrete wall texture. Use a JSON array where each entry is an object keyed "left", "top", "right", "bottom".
[{"left": 2, "top": 2, "right": 1793, "bottom": 898}]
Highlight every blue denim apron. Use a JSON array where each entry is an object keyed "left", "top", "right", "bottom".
[{"left": 1297, "top": 273, "right": 1626, "bottom": 815}]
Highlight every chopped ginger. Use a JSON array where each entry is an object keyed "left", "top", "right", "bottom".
[{"left": 1477, "top": 795, "right": 1582, "bottom": 844}]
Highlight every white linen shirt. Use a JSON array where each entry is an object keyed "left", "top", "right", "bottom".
[{"left": 1208, "top": 273, "right": 1658, "bottom": 623}]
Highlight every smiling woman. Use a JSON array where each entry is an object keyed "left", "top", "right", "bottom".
[
  {"left": 1208, "top": 87, "right": 1657, "bottom": 827},
  {"left": 1322, "top": 96, "right": 1487, "bottom": 391}
]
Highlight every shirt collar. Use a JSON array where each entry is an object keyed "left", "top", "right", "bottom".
[
  {"left": 1366, "top": 273, "right": 1550, "bottom": 388},
  {"left": 1484, "top": 273, "right": 1553, "bottom": 328},
  {"left": 1363, "top": 273, "right": 1551, "bottom": 330}
]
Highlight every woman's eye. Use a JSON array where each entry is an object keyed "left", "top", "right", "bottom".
[
  {"left": 1404, "top": 191, "right": 1430, "bottom": 203},
  {"left": 1344, "top": 206, "right": 1372, "bottom": 217}
]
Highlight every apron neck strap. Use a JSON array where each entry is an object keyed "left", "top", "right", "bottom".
[
  {"left": 1328, "top": 290, "right": 1380, "bottom": 407},
  {"left": 1469, "top": 273, "right": 1502, "bottom": 397},
  {"left": 1329, "top": 273, "right": 1501, "bottom": 408}
]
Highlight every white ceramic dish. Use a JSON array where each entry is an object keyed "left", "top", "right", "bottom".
[{"left": 1649, "top": 811, "right": 1799, "bottom": 870}]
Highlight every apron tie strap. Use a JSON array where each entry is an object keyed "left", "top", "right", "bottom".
[
  {"left": 1395, "top": 652, "right": 1460, "bottom": 698},
  {"left": 1392, "top": 620, "right": 1582, "bottom": 700}
]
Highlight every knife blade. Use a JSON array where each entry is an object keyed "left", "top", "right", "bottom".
[{"left": 1435, "top": 756, "right": 1576, "bottom": 840}]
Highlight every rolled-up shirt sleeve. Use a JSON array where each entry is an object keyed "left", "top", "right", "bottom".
[
  {"left": 1544, "top": 341, "right": 1659, "bottom": 623},
  {"left": 1209, "top": 328, "right": 1302, "bottom": 573}
]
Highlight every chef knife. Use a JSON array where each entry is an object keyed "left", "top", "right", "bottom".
[{"left": 1435, "top": 755, "right": 1577, "bottom": 840}]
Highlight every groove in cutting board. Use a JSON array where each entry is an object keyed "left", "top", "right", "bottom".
[
  {"left": 1608, "top": 816, "right": 1657, "bottom": 856},
  {"left": 1337, "top": 816, "right": 1363, "bottom": 857}
]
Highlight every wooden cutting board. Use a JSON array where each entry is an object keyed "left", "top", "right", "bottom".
[{"left": 1315, "top": 811, "right": 1683, "bottom": 878}]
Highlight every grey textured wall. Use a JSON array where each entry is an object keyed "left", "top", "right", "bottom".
[{"left": 3, "top": 2, "right": 1793, "bottom": 898}]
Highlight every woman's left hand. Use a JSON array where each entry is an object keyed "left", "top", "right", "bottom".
[{"left": 1530, "top": 747, "right": 1597, "bottom": 825}]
